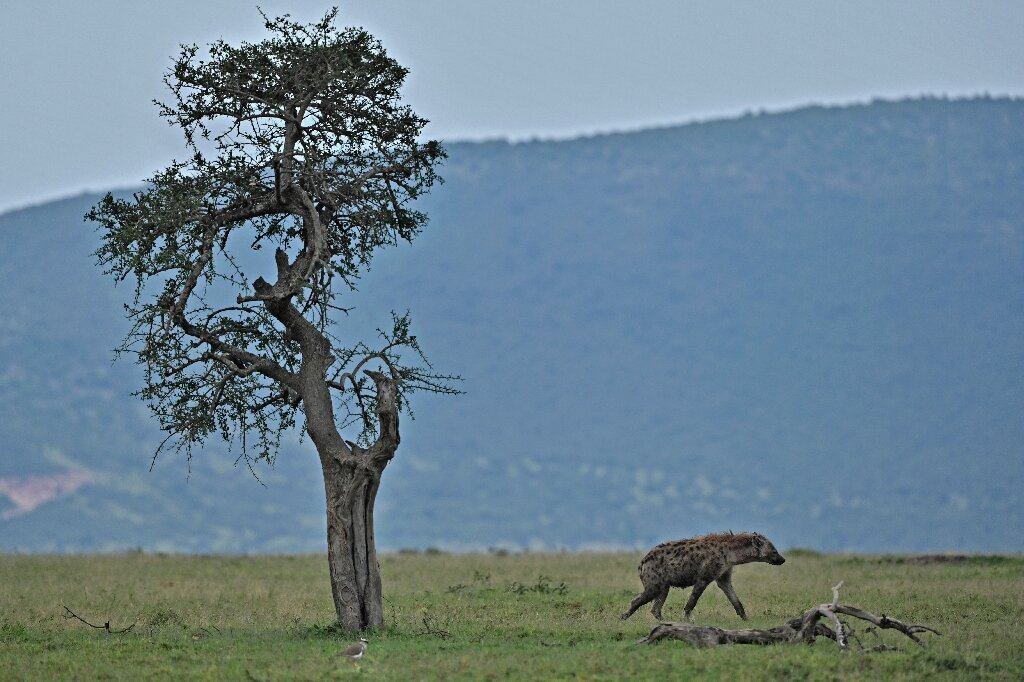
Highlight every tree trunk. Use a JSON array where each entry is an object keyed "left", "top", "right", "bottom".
[
  {"left": 321, "top": 459, "right": 386, "bottom": 631},
  {"left": 315, "top": 370, "right": 399, "bottom": 632}
]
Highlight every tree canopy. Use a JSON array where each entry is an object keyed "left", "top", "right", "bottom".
[{"left": 88, "top": 8, "right": 457, "bottom": 472}]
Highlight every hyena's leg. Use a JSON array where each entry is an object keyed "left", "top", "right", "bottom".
[
  {"left": 620, "top": 583, "right": 662, "bottom": 620},
  {"left": 716, "top": 569, "right": 747, "bottom": 620},
  {"left": 650, "top": 585, "right": 671, "bottom": 620},
  {"left": 683, "top": 579, "right": 711, "bottom": 621}
]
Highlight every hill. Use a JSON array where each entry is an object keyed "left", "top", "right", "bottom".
[{"left": 1, "top": 97, "right": 1021, "bottom": 552}]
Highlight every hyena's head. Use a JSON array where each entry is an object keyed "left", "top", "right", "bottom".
[{"left": 750, "top": 533, "right": 786, "bottom": 565}]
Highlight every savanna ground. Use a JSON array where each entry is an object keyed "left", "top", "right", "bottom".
[{"left": 1, "top": 550, "right": 1021, "bottom": 680}]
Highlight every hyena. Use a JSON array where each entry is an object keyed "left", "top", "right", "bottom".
[{"left": 620, "top": 531, "right": 785, "bottom": 621}]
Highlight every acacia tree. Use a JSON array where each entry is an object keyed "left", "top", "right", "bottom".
[{"left": 88, "top": 9, "right": 457, "bottom": 632}]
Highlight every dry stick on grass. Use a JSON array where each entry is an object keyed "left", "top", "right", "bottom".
[
  {"left": 417, "top": 613, "right": 452, "bottom": 639},
  {"left": 61, "top": 605, "right": 136, "bottom": 634},
  {"left": 637, "top": 582, "right": 940, "bottom": 651}
]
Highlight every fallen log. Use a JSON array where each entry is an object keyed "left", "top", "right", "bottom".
[{"left": 637, "top": 582, "right": 939, "bottom": 651}]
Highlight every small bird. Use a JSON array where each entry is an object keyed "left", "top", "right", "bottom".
[{"left": 338, "top": 638, "right": 368, "bottom": 663}]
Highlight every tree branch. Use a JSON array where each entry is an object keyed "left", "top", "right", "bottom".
[
  {"left": 364, "top": 369, "right": 399, "bottom": 467},
  {"left": 637, "top": 583, "right": 939, "bottom": 652},
  {"left": 62, "top": 606, "right": 136, "bottom": 635},
  {"left": 89, "top": 7, "right": 453, "bottom": 479}
]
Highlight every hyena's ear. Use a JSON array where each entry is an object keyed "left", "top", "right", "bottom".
[{"left": 751, "top": 534, "right": 764, "bottom": 550}]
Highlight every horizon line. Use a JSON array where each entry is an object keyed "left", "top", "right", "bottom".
[{"left": 2, "top": 92, "right": 1019, "bottom": 217}]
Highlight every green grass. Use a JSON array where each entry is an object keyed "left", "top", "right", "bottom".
[{"left": 1, "top": 551, "right": 1021, "bottom": 680}]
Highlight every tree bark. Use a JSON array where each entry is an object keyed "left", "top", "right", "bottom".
[
  {"left": 317, "top": 370, "right": 398, "bottom": 632},
  {"left": 321, "top": 461, "right": 386, "bottom": 631}
]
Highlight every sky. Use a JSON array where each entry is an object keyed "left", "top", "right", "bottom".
[{"left": 1, "top": 0, "right": 1022, "bottom": 213}]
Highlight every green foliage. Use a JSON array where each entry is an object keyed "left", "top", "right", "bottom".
[
  {"left": 0, "top": 622, "right": 29, "bottom": 643},
  {"left": 84, "top": 8, "right": 455, "bottom": 468},
  {"left": 508, "top": 574, "right": 569, "bottom": 595},
  {"left": 1, "top": 552, "right": 1022, "bottom": 680}
]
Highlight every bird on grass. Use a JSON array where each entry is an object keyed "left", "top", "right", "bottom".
[{"left": 338, "top": 638, "right": 369, "bottom": 664}]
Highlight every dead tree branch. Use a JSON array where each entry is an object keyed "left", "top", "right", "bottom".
[
  {"left": 636, "top": 582, "right": 939, "bottom": 652},
  {"left": 416, "top": 613, "right": 452, "bottom": 639},
  {"left": 61, "top": 605, "right": 137, "bottom": 634}
]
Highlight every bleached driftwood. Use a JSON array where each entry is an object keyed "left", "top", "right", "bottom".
[{"left": 636, "top": 582, "right": 939, "bottom": 651}]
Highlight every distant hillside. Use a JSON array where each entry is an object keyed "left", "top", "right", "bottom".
[{"left": 1, "top": 97, "right": 1021, "bottom": 552}]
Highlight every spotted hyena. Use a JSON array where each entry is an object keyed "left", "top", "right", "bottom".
[{"left": 620, "top": 531, "right": 785, "bottom": 621}]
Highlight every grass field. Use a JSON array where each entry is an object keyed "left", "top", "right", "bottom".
[{"left": 1, "top": 550, "right": 1022, "bottom": 680}]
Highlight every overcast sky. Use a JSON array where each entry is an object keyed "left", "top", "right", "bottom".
[{"left": 1, "top": 0, "right": 1022, "bottom": 213}]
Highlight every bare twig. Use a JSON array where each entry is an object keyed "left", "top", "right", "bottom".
[
  {"left": 416, "top": 613, "right": 451, "bottom": 639},
  {"left": 61, "top": 605, "right": 136, "bottom": 634},
  {"left": 637, "top": 583, "right": 939, "bottom": 652}
]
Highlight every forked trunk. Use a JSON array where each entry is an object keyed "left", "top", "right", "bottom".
[
  {"left": 312, "top": 370, "right": 399, "bottom": 632},
  {"left": 321, "top": 457, "right": 386, "bottom": 631}
]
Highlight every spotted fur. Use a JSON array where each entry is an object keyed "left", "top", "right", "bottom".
[{"left": 620, "top": 531, "right": 785, "bottom": 621}]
